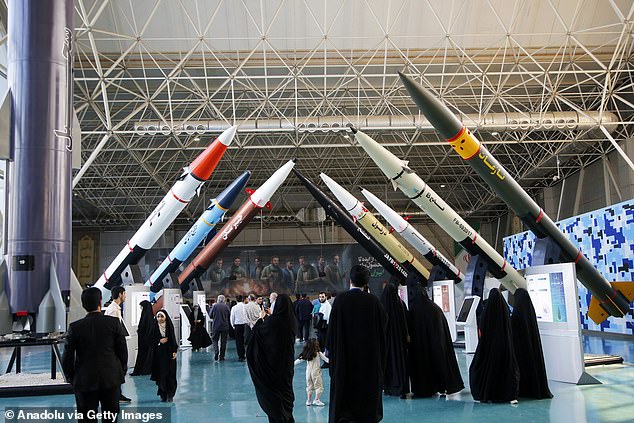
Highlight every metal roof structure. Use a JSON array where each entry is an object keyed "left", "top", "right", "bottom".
[{"left": 42, "top": 1, "right": 634, "bottom": 230}]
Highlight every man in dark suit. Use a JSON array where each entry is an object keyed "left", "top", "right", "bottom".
[{"left": 62, "top": 287, "right": 128, "bottom": 422}]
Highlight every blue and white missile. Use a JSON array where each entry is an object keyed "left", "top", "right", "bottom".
[
  {"left": 94, "top": 126, "right": 237, "bottom": 297},
  {"left": 360, "top": 188, "right": 464, "bottom": 283},
  {"left": 147, "top": 170, "right": 251, "bottom": 293}
]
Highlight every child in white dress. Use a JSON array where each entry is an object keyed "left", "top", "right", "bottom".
[{"left": 294, "top": 338, "right": 329, "bottom": 406}]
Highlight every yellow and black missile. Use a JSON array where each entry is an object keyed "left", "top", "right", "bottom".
[{"left": 399, "top": 71, "right": 633, "bottom": 324}]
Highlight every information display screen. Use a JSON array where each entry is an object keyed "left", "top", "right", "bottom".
[
  {"left": 457, "top": 298, "right": 475, "bottom": 323},
  {"left": 432, "top": 284, "right": 450, "bottom": 312},
  {"left": 526, "top": 271, "right": 568, "bottom": 323}
]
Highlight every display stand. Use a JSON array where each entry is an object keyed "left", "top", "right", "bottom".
[
  {"left": 455, "top": 296, "right": 480, "bottom": 353},
  {"left": 162, "top": 288, "right": 182, "bottom": 347},
  {"left": 180, "top": 305, "right": 192, "bottom": 347},
  {"left": 122, "top": 284, "right": 150, "bottom": 368},
  {"left": 432, "top": 280, "right": 457, "bottom": 342},
  {"left": 0, "top": 337, "right": 73, "bottom": 397},
  {"left": 525, "top": 263, "right": 600, "bottom": 385}
]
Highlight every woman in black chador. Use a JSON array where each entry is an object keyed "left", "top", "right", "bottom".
[
  {"left": 188, "top": 304, "right": 212, "bottom": 351},
  {"left": 511, "top": 288, "right": 553, "bottom": 399},
  {"left": 380, "top": 280, "right": 411, "bottom": 397},
  {"left": 469, "top": 288, "right": 519, "bottom": 403},
  {"left": 247, "top": 294, "right": 297, "bottom": 423},
  {"left": 408, "top": 287, "right": 464, "bottom": 397},
  {"left": 151, "top": 309, "right": 178, "bottom": 402},
  {"left": 131, "top": 300, "right": 154, "bottom": 376}
]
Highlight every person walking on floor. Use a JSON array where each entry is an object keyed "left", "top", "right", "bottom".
[
  {"left": 150, "top": 309, "right": 178, "bottom": 402},
  {"left": 103, "top": 285, "right": 132, "bottom": 403},
  {"left": 294, "top": 338, "right": 329, "bottom": 407},
  {"left": 210, "top": 294, "right": 231, "bottom": 361},
  {"left": 62, "top": 288, "right": 128, "bottom": 422},
  {"left": 230, "top": 295, "right": 249, "bottom": 361}
]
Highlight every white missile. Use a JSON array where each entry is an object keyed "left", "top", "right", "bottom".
[
  {"left": 319, "top": 172, "right": 431, "bottom": 282},
  {"left": 361, "top": 188, "right": 463, "bottom": 283},
  {"left": 353, "top": 128, "right": 526, "bottom": 293},
  {"left": 94, "top": 125, "right": 237, "bottom": 296}
]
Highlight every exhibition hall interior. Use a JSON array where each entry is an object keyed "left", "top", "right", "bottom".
[{"left": 1, "top": 0, "right": 633, "bottom": 422}]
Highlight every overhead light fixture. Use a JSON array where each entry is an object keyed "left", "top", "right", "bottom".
[
  {"left": 343, "top": 134, "right": 350, "bottom": 139},
  {"left": 193, "top": 136, "right": 200, "bottom": 141},
  {"left": 491, "top": 132, "right": 499, "bottom": 136},
  {"left": 440, "top": 184, "right": 446, "bottom": 188}
]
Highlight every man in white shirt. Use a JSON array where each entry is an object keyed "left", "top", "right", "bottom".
[
  {"left": 230, "top": 295, "right": 249, "bottom": 361},
  {"left": 269, "top": 292, "right": 278, "bottom": 313},
  {"left": 103, "top": 286, "right": 131, "bottom": 403},
  {"left": 244, "top": 294, "right": 262, "bottom": 347},
  {"left": 316, "top": 291, "right": 331, "bottom": 355}
]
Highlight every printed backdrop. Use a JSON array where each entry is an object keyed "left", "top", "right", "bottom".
[{"left": 503, "top": 200, "right": 634, "bottom": 335}]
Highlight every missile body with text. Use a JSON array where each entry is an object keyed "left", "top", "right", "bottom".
[
  {"left": 399, "top": 71, "right": 633, "bottom": 323},
  {"left": 320, "top": 173, "right": 430, "bottom": 283},
  {"left": 94, "top": 126, "right": 237, "bottom": 294},
  {"left": 353, "top": 128, "right": 527, "bottom": 293},
  {"left": 147, "top": 170, "right": 251, "bottom": 292},
  {"left": 293, "top": 169, "right": 410, "bottom": 281},
  {"left": 178, "top": 160, "right": 296, "bottom": 292},
  {"left": 361, "top": 188, "right": 464, "bottom": 283}
]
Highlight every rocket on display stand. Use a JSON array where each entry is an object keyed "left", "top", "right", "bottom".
[
  {"left": 399, "top": 71, "right": 634, "bottom": 323},
  {"left": 177, "top": 159, "right": 297, "bottom": 294},
  {"left": 93, "top": 126, "right": 237, "bottom": 298},
  {"left": 147, "top": 170, "right": 251, "bottom": 293},
  {"left": 360, "top": 188, "right": 464, "bottom": 283},
  {"left": 353, "top": 128, "right": 527, "bottom": 293},
  {"left": 293, "top": 169, "right": 410, "bottom": 281},
  {"left": 319, "top": 173, "right": 430, "bottom": 284}
]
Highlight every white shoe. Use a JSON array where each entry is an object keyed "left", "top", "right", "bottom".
[
  {"left": 306, "top": 400, "right": 312, "bottom": 406},
  {"left": 312, "top": 400, "right": 325, "bottom": 406}
]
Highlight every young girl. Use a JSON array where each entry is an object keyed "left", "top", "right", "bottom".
[
  {"left": 151, "top": 309, "right": 178, "bottom": 402},
  {"left": 294, "top": 338, "right": 329, "bottom": 406}
]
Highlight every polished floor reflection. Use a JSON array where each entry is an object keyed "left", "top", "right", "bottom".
[{"left": 1, "top": 334, "right": 633, "bottom": 422}]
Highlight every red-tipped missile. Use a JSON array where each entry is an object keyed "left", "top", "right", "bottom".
[
  {"left": 94, "top": 126, "right": 237, "bottom": 296},
  {"left": 399, "top": 72, "right": 634, "bottom": 323},
  {"left": 177, "top": 159, "right": 296, "bottom": 293}
]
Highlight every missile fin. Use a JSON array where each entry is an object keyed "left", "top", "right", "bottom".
[
  {"left": 391, "top": 179, "right": 399, "bottom": 191},
  {"left": 401, "top": 161, "right": 414, "bottom": 174},
  {"left": 588, "top": 297, "right": 610, "bottom": 324},
  {"left": 265, "top": 201, "right": 272, "bottom": 211},
  {"left": 245, "top": 188, "right": 255, "bottom": 196}
]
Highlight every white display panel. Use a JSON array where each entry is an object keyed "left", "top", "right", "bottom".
[
  {"left": 526, "top": 271, "right": 568, "bottom": 323},
  {"left": 432, "top": 280, "right": 456, "bottom": 342},
  {"left": 524, "top": 263, "right": 598, "bottom": 385}
]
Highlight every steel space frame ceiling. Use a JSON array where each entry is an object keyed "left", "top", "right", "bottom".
[{"left": 63, "top": 0, "right": 634, "bottom": 231}]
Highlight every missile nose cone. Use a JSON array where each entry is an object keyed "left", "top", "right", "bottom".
[
  {"left": 320, "top": 173, "right": 358, "bottom": 211},
  {"left": 291, "top": 158, "right": 297, "bottom": 163},
  {"left": 217, "top": 125, "right": 238, "bottom": 146},
  {"left": 251, "top": 160, "right": 296, "bottom": 207},
  {"left": 349, "top": 126, "right": 358, "bottom": 134},
  {"left": 398, "top": 73, "right": 463, "bottom": 139},
  {"left": 215, "top": 170, "right": 252, "bottom": 209},
  {"left": 189, "top": 126, "right": 235, "bottom": 181}
]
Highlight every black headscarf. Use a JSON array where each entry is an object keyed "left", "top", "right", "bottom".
[
  {"left": 408, "top": 287, "right": 464, "bottom": 397},
  {"left": 380, "top": 280, "right": 410, "bottom": 397},
  {"left": 150, "top": 309, "right": 178, "bottom": 400},
  {"left": 511, "top": 288, "right": 553, "bottom": 399},
  {"left": 131, "top": 300, "right": 155, "bottom": 376},
  {"left": 469, "top": 288, "right": 519, "bottom": 403},
  {"left": 247, "top": 294, "right": 297, "bottom": 423},
  {"left": 188, "top": 304, "right": 212, "bottom": 350}
]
